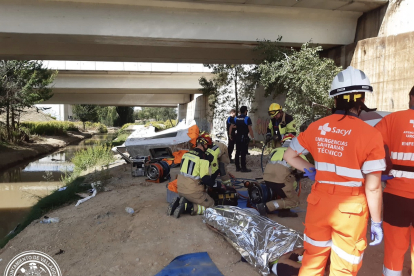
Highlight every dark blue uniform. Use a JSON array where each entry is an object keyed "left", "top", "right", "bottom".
[
  {"left": 226, "top": 116, "right": 236, "bottom": 160},
  {"left": 233, "top": 114, "right": 252, "bottom": 170}
]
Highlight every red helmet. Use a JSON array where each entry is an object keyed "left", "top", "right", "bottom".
[
  {"left": 197, "top": 132, "right": 213, "bottom": 147},
  {"left": 282, "top": 133, "right": 295, "bottom": 143}
]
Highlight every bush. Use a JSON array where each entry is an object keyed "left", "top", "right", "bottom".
[
  {"left": 71, "top": 144, "right": 115, "bottom": 172},
  {"left": 21, "top": 121, "right": 78, "bottom": 136},
  {"left": 74, "top": 122, "right": 108, "bottom": 133},
  {"left": 144, "top": 120, "right": 176, "bottom": 131}
]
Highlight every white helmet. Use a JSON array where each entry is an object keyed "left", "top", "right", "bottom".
[{"left": 329, "top": 66, "right": 373, "bottom": 98}]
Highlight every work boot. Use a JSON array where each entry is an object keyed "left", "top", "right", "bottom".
[
  {"left": 236, "top": 167, "right": 241, "bottom": 172},
  {"left": 230, "top": 159, "right": 234, "bottom": 164},
  {"left": 167, "top": 196, "right": 180, "bottom": 216},
  {"left": 256, "top": 203, "right": 267, "bottom": 217},
  {"left": 278, "top": 209, "right": 298, "bottom": 218},
  {"left": 241, "top": 168, "right": 251, "bottom": 173},
  {"left": 173, "top": 197, "right": 192, "bottom": 218}
]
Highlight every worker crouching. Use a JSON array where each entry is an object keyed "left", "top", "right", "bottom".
[
  {"left": 256, "top": 134, "right": 307, "bottom": 218},
  {"left": 206, "top": 141, "right": 231, "bottom": 186},
  {"left": 167, "top": 133, "right": 216, "bottom": 218}
]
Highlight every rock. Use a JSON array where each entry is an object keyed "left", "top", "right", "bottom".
[{"left": 136, "top": 258, "right": 140, "bottom": 262}]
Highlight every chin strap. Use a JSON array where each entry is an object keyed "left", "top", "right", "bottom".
[{"left": 358, "top": 102, "right": 377, "bottom": 116}]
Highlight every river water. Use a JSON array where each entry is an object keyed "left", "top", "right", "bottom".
[{"left": 0, "top": 133, "right": 116, "bottom": 239}]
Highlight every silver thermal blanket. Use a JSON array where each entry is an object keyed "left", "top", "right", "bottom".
[{"left": 203, "top": 206, "right": 303, "bottom": 276}]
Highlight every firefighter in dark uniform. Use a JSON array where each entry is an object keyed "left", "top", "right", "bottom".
[
  {"left": 229, "top": 106, "right": 255, "bottom": 172},
  {"left": 267, "top": 103, "right": 297, "bottom": 148}
]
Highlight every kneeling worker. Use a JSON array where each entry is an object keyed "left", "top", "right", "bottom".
[
  {"left": 167, "top": 133, "right": 215, "bottom": 218},
  {"left": 257, "top": 134, "right": 308, "bottom": 218},
  {"left": 206, "top": 140, "right": 231, "bottom": 186}
]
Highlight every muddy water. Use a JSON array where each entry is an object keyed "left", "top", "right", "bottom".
[{"left": 0, "top": 133, "right": 116, "bottom": 239}]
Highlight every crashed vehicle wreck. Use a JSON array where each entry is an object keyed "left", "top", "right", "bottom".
[
  {"left": 203, "top": 206, "right": 303, "bottom": 276},
  {"left": 112, "top": 120, "right": 199, "bottom": 159}
]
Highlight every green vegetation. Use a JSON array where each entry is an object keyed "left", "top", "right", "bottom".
[
  {"left": 0, "top": 60, "right": 56, "bottom": 142},
  {"left": 72, "top": 104, "right": 99, "bottom": 130},
  {"left": 21, "top": 121, "right": 78, "bottom": 136},
  {"left": 74, "top": 121, "right": 108, "bottom": 134},
  {"left": 145, "top": 119, "right": 177, "bottom": 131},
  {"left": 134, "top": 107, "right": 177, "bottom": 123},
  {"left": 258, "top": 42, "right": 341, "bottom": 128},
  {"left": 71, "top": 144, "right": 115, "bottom": 172}
]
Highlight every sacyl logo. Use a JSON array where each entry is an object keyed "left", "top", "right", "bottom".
[
  {"left": 318, "top": 123, "right": 352, "bottom": 136},
  {"left": 410, "top": 119, "right": 414, "bottom": 127},
  {"left": 318, "top": 123, "right": 331, "bottom": 135}
]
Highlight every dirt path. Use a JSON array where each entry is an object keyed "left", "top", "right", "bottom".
[
  {"left": 0, "top": 152, "right": 411, "bottom": 275},
  {"left": 0, "top": 131, "right": 92, "bottom": 172}
]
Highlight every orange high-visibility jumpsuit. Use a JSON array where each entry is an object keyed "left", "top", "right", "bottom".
[
  {"left": 290, "top": 111, "right": 386, "bottom": 276},
  {"left": 375, "top": 108, "right": 414, "bottom": 276}
]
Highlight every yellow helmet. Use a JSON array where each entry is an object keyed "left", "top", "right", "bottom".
[{"left": 268, "top": 103, "right": 282, "bottom": 116}]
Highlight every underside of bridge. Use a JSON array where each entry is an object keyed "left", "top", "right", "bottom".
[
  {"left": 0, "top": 0, "right": 387, "bottom": 64},
  {"left": 44, "top": 68, "right": 210, "bottom": 106}
]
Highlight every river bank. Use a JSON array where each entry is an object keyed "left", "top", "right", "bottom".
[{"left": 0, "top": 131, "right": 93, "bottom": 172}]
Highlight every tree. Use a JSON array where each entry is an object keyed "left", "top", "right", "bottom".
[
  {"left": 73, "top": 104, "right": 99, "bottom": 130},
  {"left": 97, "top": 106, "right": 118, "bottom": 127},
  {"left": 134, "top": 107, "right": 177, "bottom": 123},
  {"left": 115, "top": 106, "right": 134, "bottom": 126},
  {"left": 0, "top": 60, "right": 56, "bottom": 141},
  {"left": 258, "top": 42, "right": 341, "bottom": 128},
  {"left": 199, "top": 65, "right": 258, "bottom": 134}
]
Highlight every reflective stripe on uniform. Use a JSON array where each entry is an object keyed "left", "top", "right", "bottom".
[
  {"left": 315, "top": 161, "right": 363, "bottom": 179},
  {"left": 361, "top": 159, "right": 386, "bottom": 174},
  {"left": 331, "top": 244, "right": 364, "bottom": 265},
  {"left": 389, "top": 169, "right": 414, "bottom": 179},
  {"left": 180, "top": 172, "right": 200, "bottom": 180},
  {"left": 290, "top": 138, "right": 309, "bottom": 155},
  {"left": 269, "top": 160, "right": 290, "bottom": 167},
  {"left": 197, "top": 205, "right": 205, "bottom": 215},
  {"left": 390, "top": 152, "right": 414, "bottom": 161},
  {"left": 304, "top": 234, "right": 332, "bottom": 247},
  {"left": 318, "top": 180, "right": 362, "bottom": 187},
  {"left": 383, "top": 265, "right": 402, "bottom": 276}
]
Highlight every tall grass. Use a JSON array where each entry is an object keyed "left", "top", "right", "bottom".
[
  {"left": 74, "top": 122, "right": 108, "bottom": 133},
  {"left": 71, "top": 144, "right": 115, "bottom": 171},
  {"left": 21, "top": 121, "right": 78, "bottom": 136}
]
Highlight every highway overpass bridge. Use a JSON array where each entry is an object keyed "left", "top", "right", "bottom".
[{"left": 0, "top": 0, "right": 387, "bottom": 64}]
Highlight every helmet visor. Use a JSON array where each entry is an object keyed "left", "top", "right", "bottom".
[{"left": 268, "top": 110, "right": 280, "bottom": 116}]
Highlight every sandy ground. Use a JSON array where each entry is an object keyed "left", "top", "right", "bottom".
[
  {"left": 0, "top": 131, "right": 92, "bottom": 171},
  {"left": 0, "top": 151, "right": 411, "bottom": 275}
]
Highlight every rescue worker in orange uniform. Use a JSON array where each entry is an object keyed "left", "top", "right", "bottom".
[
  {"left": 375, "top": 86, "right": 414, "bottom": 276},
  {"left": 284, "top": 66, "right": 386, "bottom": 276}
]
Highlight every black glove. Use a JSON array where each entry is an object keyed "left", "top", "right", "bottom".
[{"left": 265, "top": 134, "right": 272, "bottom": 143}]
